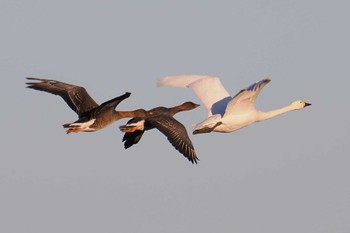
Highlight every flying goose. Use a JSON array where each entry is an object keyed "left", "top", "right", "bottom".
[
  {"left": 157, "top": 75, "right": 311, "bottom": 134},
  {"left": 26, "top": 77, "right": 146, "bottom": 133},
  {"left": 119, "top": 101, "right": 200, "bottom": 164}
]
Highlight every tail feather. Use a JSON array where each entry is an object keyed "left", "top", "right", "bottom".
[{"left": 62, "top": 123, "right": 72, "bottom": 128}]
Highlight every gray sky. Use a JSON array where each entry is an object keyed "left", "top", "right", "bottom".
[{"left": 1, "top": 1, "right": 349, "bottom": 233}]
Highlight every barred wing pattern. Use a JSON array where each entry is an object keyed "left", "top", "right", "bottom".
[
  {"left": 26, "top": 77, "right": 99, "bottom": 116},
  {"left": 147, "top": 116, "right": 198, "bottom": 164}
]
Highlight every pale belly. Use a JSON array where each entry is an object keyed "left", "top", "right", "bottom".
[{"left": 213, "top": 113, "right": 258, "bottom": 133}]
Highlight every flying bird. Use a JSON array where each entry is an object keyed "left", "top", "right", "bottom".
[
  {"left": 119, "top": 101, "right": 200, "bottom": 164},
  {"left": 157, "top": 75, "right": 311, "bottom": 134},
  {"left": 26, "top": 77, "right": 145, "bottom": 134}
]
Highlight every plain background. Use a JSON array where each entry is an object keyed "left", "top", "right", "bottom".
[{"left": 1, "top": 1, "right": 349, "bottom": 233}]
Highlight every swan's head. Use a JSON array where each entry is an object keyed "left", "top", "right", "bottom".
[{"left": 291, "top": 100, "right": 311, "bottom": 110}]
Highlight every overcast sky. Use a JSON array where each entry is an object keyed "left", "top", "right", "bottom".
[{"left": 1, "top": 1, "right": 350, "bottom": 233}]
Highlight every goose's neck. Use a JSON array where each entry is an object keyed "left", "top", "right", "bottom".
[
  {"left": 169, "top": 104, "right": 190, "bottom": 115},
  {"left": 257, "top": 104, "right": 296, "bottom": 122},
  {"left": 115, "top": 109, "right": 147, "bottom": 119},
  {"left": 168, "top": 106, "right": 183, "bottom": 115}
]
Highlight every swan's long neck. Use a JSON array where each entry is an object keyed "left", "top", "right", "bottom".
[{"left": 257, "top": 104, "right": 297, "bottom": 122}]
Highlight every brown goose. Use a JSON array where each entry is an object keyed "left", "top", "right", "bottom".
[
  {"left": 26, "top": 77, "right": 146, "bottom": 133},
  {"left": 119, "top": 102, "right": 200, "bottom": 164}
]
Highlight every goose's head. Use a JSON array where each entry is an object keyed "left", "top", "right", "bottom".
[
  {"left": 291, "top": 100, "right": 311, "bottom": 110},
  {"left": 180, "top": 101, "right": 200, "bottom": 110}
]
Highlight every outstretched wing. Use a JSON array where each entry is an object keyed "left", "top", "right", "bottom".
[
  {"left": 158, "top": 75, "right": 231, "bottom": 116},
  {"left": 148, "top": 115, "right": 199, "bottom": 164},
  {"left": 95, "top": 92, "right": 131, "bottom": 114},
  {"left": 26, "top": 77, "right": 99, "bottom": 116},
  {"left": 225, "top": 78, "right": 271, "bottom": 115}
]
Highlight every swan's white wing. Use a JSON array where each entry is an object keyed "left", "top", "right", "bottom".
[
  {"left": 225, "top": 78, "right": 271, "bottom": 115},
  {"left": 192, "top": 114, "right": 222, "bottom": 132},
  {"left": 158, "top": 75, "right": 231, "bottom": 116}
]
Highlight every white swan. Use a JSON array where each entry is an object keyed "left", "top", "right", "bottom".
[{"left": 157, "top": 75, "right": 311, "bottom": 134}]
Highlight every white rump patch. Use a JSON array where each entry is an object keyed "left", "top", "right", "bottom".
[{"left": 70, "top": 119, "right": 96, "bottom": 130}]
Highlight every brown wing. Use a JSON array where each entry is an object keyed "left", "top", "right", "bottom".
[
  {"left": 26, "top": 77, "right": 99, "bottom": 116},
  {"left": 147, "top": 116, "right": 199, "bottom": 164},
  {"left": 94, "top": 92, "right": 131, "bottom": 115}
]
